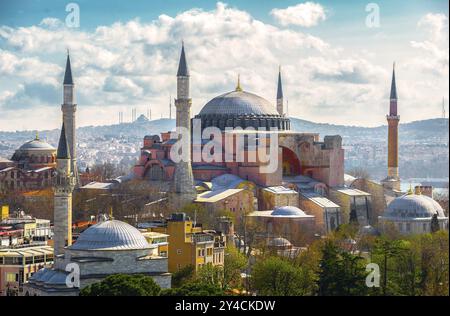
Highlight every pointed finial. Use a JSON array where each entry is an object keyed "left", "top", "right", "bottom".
[
  {"left": 236, "top": 74, "right": 242, "bottom": 92},
  {"left": 407, "top": 183, "right": 414, "bottom": 195},
  {"left": 390, "top": 61, "right": 397, "bottom": 100}
]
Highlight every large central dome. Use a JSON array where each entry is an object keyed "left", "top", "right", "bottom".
[
  {"left": 195, "top": 89, "right": 290, "bottom": 131},
  {"left": 199, "top": 90, "right": 280, "bottom": 116}
]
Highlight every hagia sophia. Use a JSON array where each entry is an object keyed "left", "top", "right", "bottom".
[{"left": 0, "top": 44, "right": 448, "bottom": 295}]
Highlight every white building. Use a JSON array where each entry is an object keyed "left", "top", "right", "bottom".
[
  {"left": 379, "top": 191, "right": 448, "bottom": 235},
  {"left": 24, "top": 219, "right": 171, "bottom": 296}
]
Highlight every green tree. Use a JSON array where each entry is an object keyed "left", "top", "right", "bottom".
[
  {"left": 251, "top": 256, "right": 310, "bottom": 296},
  {"left": 223, "top": 246, "right": 247, "bottom": 291},
  {"left": 160, "top": 280, "right": 226, "bottom": 296},
  {"left": 317, "top": 240, "right": 368, "bottom": 296},
  {"left": 171, "top": 265, "right": 195, "bottom": 288},
  {"left": 80, "top": 274, "right": 161, "bottom": 296},
  {"left": 371, "top": 238, "right": 407, "bottom": 295}
]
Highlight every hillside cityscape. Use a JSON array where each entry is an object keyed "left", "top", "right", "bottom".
[{"left": 1, "top": 117, "right": 448, "bottom": 183}]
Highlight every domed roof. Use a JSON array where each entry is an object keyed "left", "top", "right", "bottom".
[
  {"left": 199, "top": 90, "right": 280, "bottom": 117},
  {"left": 271, "top": 206, "right": 308, "bottom": 217},
  {"left": 19, "top": 138, "right": 55, "bottom": 151},
  {"left": 70, "top": 220, "right": 150, "bottom": 251},
  {"left": 267, "top": 237, "right": 292, "bottom": 248},
  {"left": 384, "top": 193, "right": 445, "bottom": 219}
]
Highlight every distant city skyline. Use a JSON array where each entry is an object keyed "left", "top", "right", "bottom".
[{"left": 0, "top": 0, "right": 448, "bottom": 131}]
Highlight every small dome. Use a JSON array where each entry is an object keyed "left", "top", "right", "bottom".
[
  {"left": 70, "top": 220, "right": 150, "bottom": 250},
  {"left": 199, "top": 90, "right": 280, "bottom": 116},
  {"left": 19, "top": 139, "right": 55, "bottom": 151},
  {"left": 384, "top": 194, "right": 445, "bottom": 219},
  {"left": 271, "top": 206, "right": 307, "bottom": 217},
  {"left": 267, "top": 237, "right": 292, "bottom": 248}
]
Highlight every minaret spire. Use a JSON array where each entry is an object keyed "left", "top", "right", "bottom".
[
  {"left": 177, "top": 41, "right": 189, "bottom": 77},
  {"left": 61, "top": 52, "right": 79, "bottom": 187},
  {"left": 63, "top": 51, "right": 74, "bottom": 85},
  {"left": 276, "top": 66, "right": 284, "bottom": 116}
]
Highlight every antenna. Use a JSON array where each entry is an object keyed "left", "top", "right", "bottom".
[
  {"left": 286, "top": 99, "right": 289, "bottom": 117},
  {"left": 169, "top": 94, "right": 172, "bottom": 120},
  {"left": 442, "top": 97, "right": 446, "bottom": 119}
]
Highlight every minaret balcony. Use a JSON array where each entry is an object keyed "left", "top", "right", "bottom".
[{"left": 386, "top": 115, "right": 400, "bottom": 120}]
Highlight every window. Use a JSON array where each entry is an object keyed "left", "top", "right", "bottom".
[
  {"left": 406, "top": 223, "right": 411, "bottom": 232},
  {"left": 207, "top": 248, "right": 213, "bottom": 256},
  {"left": 176, "top": 249, "right": 182, "bottom": 255},
  {"left": 423, "top": 223, "right": 428, "bottom": 232},
  {"left": 398, "top": 223, "right": 403, "bottom": 232},
  {"left": 6, "top": 273, "right": 18, "bottom": 282}
]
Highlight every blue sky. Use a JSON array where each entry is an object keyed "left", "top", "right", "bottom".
[{"left": 0, "top": 0, "right": 448, "bottom": 130}]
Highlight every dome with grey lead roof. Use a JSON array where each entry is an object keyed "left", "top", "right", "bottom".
[
  {"left": 199, "top": 90, "right": 280, "bottom": 116},
  {"left": 18, "top": 139, "right": 55, "bottom": 151},
  {"left": 70, "top": 220, "right": 150, "bottom": 250},
  {"left": 384, "top": 194, "right": 445, "bottom": 219},
  {"left": 271, "top": 206, "right": 308, "bottom": 217},
  {"left": 195, "top": 89, "right": 290, "bottom": 131}
]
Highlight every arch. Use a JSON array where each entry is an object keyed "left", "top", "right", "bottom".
[{"left": 281, "top": 146, "right": 301, "bottom": 176}]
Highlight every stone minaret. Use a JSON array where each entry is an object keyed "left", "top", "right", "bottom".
[
  {"left": 382, "top": 63, "right": 400, "bottom": 191},
  {"left": 172, "top": 42, "right": 196, "bottom": 206},
  {"left": 61, "top": 52, "right": 79, "bottom": 187},
  {"left": 276, "top": 66, "right": 284, "bottom": 116},
  {"left": 53, "top": 123, "right": 75, "bottom": 256}
]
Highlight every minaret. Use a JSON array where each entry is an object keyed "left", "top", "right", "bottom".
[
  {"left": 53, "top": 123, "right": 75, "bottom": 256},
  {"left": 61, "top": 51, "right": 79, "bottom": 187},
  {"left": 382, "top": 63, "right": 400, "bottom": 191},
  {"left": 276, "top": 66, "right": 284, "bottom": 116},
  {"left": 172, "top": 42, "right": 196, "bottom": 206}
]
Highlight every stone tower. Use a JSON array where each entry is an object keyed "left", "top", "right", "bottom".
[
  {"left": 172, "top": 42, "right": 196, "bottom": 206},
  {"left": 61, "top": 52, "right": 79, "bottom": 187},
  {"left": 53, "top": 122, "right": 75, "bottom": 256},
  {"left": 382, "top": 63, "right": 400, "bottom": 191},
  {"left": 276, "top": 66, "right": 284, "bottom": 116}
]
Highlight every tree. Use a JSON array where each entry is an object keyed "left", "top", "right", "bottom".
[
  {"left": 80, "top": 274, "right": 161, "bottom": 296},
  {"left": 171, "top": 264, "right": 195, "bottom": 288},
  {"left": 251, "top": 256, "right": 310, "bottom": 296},
  {"left": 223, "top": 246, "right": 247, "bottom": 291},
  {"left": 347, "top": 167, "right": 370, "bottom": 180},
  {"left": 431, "top": 213, "right": 440, "bottom": 233},
  {"left": 371, "top": 238, "right": 407, "bottom": 295},
  {"left": 317, "top": 240, "right": 368, "bottom": 296},
  {"left": 160, "top": 280, "right": 226, "bottom": 296}
]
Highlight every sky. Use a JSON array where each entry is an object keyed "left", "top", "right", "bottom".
[{"left": 0, "top": 0, "right": 448, "bottom": 131}]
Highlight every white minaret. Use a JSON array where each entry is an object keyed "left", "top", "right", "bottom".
[
  {"left": 61, "top": 52, "right": 79, "bottom": 187},
  {"left": 53, "top": 122, "right": 75, "bottom": 256},
  {"left": 172, "top": 42, "right": 196, "bottom": 206}
]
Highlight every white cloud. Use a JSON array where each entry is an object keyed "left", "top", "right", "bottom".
[
  {"left": 0, "top": 3, "right": 447, "bottom": 130},
  {"left": 270, "top": 2, "right": 326, "bottom": 27}
]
